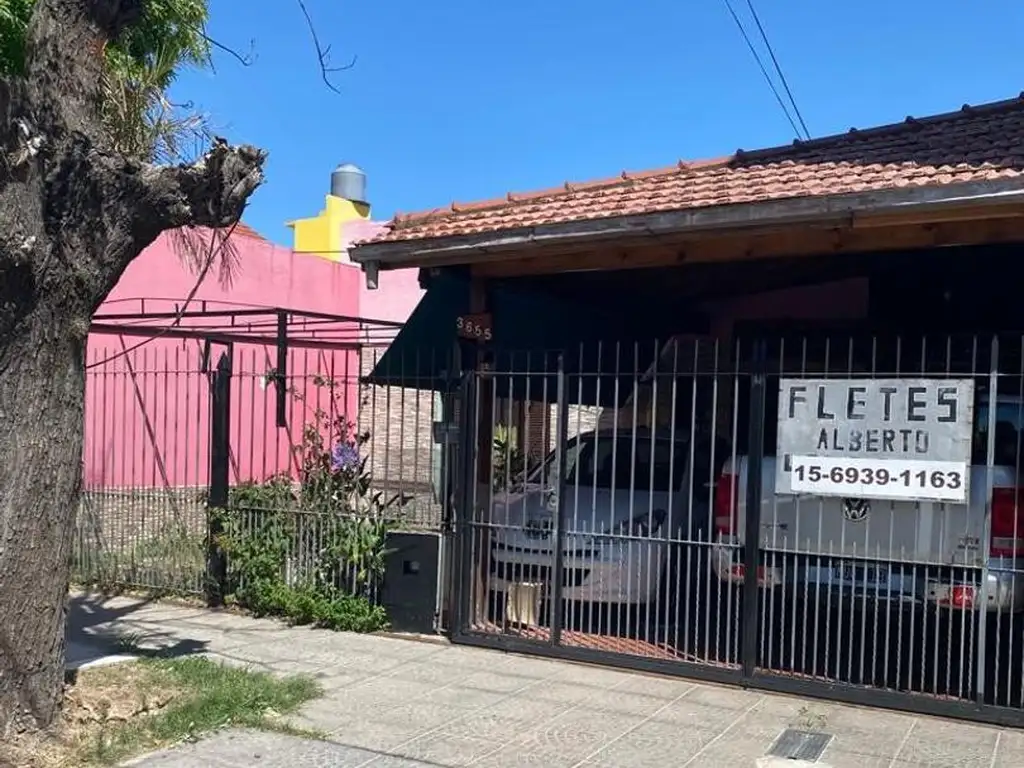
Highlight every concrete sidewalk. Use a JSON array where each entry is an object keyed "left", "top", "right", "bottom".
[{"left": 68, "top": 592, "right": 1023, "bottom": 767}]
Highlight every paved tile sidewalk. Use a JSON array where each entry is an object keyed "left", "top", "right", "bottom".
[
  {"left": 124, "top": 729, "right": 437, "bottom": 767},
  {"left": 68, "top": 592, "right": 1024, "bottom": 767}
]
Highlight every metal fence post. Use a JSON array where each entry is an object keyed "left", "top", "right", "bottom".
[
  {"left": 977, "top": 334, "right": 999, "bottom": 703},
  {"left": 551, "top": 352, "right": 569, "bottom": 645},
  {"left": 742, "top": 339, "right": 767, "bottom": 679},
  {"left": 451, "top": 354, "right": 477, "bottom": 636},
  {"left": 275, "top": 310, "right": 288, "bottom": 428},
  {"left": 206, "top": 349, "right": 232, "bottom": 607},
  {"left": 435, "top": 349, "right": 460, "bottom": 635}
]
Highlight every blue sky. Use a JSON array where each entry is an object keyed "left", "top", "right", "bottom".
[{"left": 173, "top": 1, "right": 1024, "bottom": 245}]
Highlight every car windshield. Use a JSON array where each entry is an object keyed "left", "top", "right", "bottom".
[
  {"left": 532, "top": 434, "right": 688, "bottom": 492},
  {"left": 974, "top": 398, "right": 1024, "bottom": 466}
]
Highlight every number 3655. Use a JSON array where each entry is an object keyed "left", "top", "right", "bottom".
[{"left": 456, "top": 317, "right": 492, "bottom": 341}]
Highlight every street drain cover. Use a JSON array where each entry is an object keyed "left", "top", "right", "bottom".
[{"left": 767, "top": 729, "right": 833, "bottom": 762}]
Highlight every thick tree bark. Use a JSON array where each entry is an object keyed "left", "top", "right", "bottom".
[
  {"left": 0, "top": 0, "right": 266, "bottom": 736},
  {"left": 0, "top": 304, "right": 88, "bottom": 736}
]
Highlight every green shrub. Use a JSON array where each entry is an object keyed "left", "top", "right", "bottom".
[
  {"left": 235, "top": 580, "right": 388, "bottom": 632},
  {"left": 213, "top": 377, "right": 407, "bottom": 634}
]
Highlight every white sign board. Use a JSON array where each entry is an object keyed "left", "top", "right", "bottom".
[{"left": 776, "top": 378, "right": 974, "bottom": 503}]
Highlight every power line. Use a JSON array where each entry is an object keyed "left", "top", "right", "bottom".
[
  {"left": 744, "top": 0, "right": 810, "bottom": 139},
  {"left": 720, "top": 0, "right": 803, "bottom": 141}
]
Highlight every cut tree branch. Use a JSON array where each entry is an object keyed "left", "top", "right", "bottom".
[
  {"left": 42, "top": 138, "right": 265, "bottom": 311},
  {"left": 139, "top": 139, "right": 266, "bottom": 232}
]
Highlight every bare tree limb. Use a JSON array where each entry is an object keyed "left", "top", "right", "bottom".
[
  {"left": 295, "top": 0, "right": 356, "bottom": 94},
  {"left": 200, "top": 29, "right": 257, "bottom": 69}
]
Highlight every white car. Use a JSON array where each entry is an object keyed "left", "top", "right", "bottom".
[{"left": 485, "top": 429, "right": 696, "bottom": 608}]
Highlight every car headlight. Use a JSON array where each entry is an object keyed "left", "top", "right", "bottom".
[{"left": 608, "top": 509, "right": 667, "bottom": 538}]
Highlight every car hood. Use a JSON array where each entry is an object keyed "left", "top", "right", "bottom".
[{"left": 489, "top": 483, "right": 664, "bottom": 535}]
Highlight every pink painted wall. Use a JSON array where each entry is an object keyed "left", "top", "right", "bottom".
[
  {"left": 359, "top": 267, "right": 423, "bottom": 324},
  {"left": 104, "top": 228, "right": 361, "bottom": 313},
  {"left": 84, "top": 229, "right": 369, "bottom": 490},
  {"left": 344, "top": 218, "right": 426, "bottom": 325}
]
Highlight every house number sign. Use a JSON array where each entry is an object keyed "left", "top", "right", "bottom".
[{"left": 456, "top": 313, "right": 493, "bottom": 342}]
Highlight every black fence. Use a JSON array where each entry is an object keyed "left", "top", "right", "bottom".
[
  {"left": 74, "top": 305, "right": 447, "bottom": 626},
  {"left": 445, "top": 334, "right": 1024, "bottom": 725},
  {"left": 75, "top": 315, "right": 1024, "bottom": 723}
]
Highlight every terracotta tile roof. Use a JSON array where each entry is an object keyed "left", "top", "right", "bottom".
[
  {"left": 372, "top": 96, "right": 1024, "bottom": 244},
  {"left": 229, "top": 221, "right": 265, "bottom": 241}
]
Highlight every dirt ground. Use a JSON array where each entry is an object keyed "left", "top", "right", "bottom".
[{"left": 0, "top": 663, "right": 182, "bottom": 768}]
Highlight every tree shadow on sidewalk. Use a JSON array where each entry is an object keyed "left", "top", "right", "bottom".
[{"left": 65, "top": 593, "right": 210, "bottom": 683}]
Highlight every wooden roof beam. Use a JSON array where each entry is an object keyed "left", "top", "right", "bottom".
[{"left": 471, "top": 216, "right": 1024, "bottom": 278}]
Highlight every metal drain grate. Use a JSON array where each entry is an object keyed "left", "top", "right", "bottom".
[{"left": 766, "top": 729, "right": 833, "bottom": 762}]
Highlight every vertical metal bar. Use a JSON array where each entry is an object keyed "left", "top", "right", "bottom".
[
  {"left": 742, "top": 339, "right": 767, "bottom": 678},
  {"left": 246, "top": 347, "right": 257, "bottom": 483},
  {"left": 438, "top": 344, "right": 459, "bottom": 634},
  {"left": 977, "top": 334, "right": 999, "bottom": 703},
  {"left": 1011, "top": 338, "right": 1024, "bottom": 708},
  {"left": 206, "top": 348, "right": 232, "bottom": 607},
  {"left": 551, "top": 352, "right": 570, "bottom": 646},
  {"left": 275, "top": 310, "right": 288, "bottom": 428},
  {"left": 438, "top": 347, "right": 454, "bottom": 531},
  {"left": 694, "top": 342, "right": 709, "bottom": 660},
  {"left": 454, "top": 346, "right": 477, "bottom": 634},
  {"left": 728, "top": 340, "right": 742, "bottom": 665}
]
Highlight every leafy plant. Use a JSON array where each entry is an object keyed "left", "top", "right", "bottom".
[
  {"left": 0, "top": 0, "right": 212, "bottom": 161},
  {"left": 213, "top": 377, "right": 408, "bottom": 632},
  {"left": 492, "top": 424, "right": 526, "bottom": 491}
]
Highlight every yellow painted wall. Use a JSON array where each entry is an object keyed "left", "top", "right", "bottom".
[{"left": 288, "top": 195, "right": 371, "bottom": 262}]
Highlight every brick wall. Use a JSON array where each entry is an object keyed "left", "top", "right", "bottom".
[{"left": 358, "top": 349, "right": 442, "bottom": 529}]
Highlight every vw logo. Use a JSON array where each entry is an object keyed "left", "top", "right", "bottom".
[
  {"left": 842, "top": 498, "right": 870, "bottom": 523},
  {"left": 524, "top": 519, "right": 552, "bottom": 540}
]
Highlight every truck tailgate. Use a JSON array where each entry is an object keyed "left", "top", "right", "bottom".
[{"left": 750, "top": 462, "right": 1010, "bottom": 566}]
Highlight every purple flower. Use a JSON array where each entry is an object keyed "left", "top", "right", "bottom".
[{"left": 331, "top": 442, "right": 360, "bottom": 472}]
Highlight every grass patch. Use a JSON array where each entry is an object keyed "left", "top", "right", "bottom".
[{"left": 1, "top": 657, "right": 322, "bottom": 767}]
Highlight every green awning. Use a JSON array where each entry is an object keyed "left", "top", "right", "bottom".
[
  {"left": 365, "top": 271, "right": 703, "bottom": 407},
  {"left": 362, "top": 271, "right": 467, "bottom": 392}
]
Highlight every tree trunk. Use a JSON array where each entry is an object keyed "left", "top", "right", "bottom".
[
  {"left": 0, "top": 304, "right": 87, "bottom": 736},
  {"left": 0, "top": 4, "right": 267, "bottom": 736}
]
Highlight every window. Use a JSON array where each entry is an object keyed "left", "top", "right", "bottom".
[{"left": 537, "top": 434, "right": 687, "bottom": 492}]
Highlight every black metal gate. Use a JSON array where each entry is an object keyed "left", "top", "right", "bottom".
[{"left": 446, "top": 334, "right": 1024, "bottom": 726}]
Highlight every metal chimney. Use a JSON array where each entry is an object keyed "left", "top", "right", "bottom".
[{"left": 330, "top": 162, "right": 367, "bottom": 204}]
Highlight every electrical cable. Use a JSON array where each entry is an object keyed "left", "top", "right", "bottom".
[
  {"left": 721, "top": 0, "right": 803, "bottom": 141},
  {"left": 744, "top": 0, "right": 811, "bottom": 139}
]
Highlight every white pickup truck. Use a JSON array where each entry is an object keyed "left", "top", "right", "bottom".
[{"left": 712, "top": 393, "right": 1024, "bottom": 613}]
